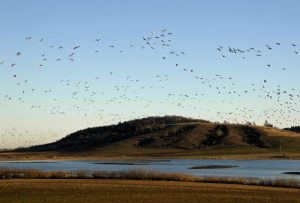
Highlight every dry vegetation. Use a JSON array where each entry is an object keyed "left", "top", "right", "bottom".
[
  {"left": 1, "top": 179, "right": 300, "bottom": 203},
  {"left": 0, "top": 168, "right": 299, "bottom": 189}
]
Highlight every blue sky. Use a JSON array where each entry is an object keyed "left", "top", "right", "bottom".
[{"left": 1, "top": 0, "right": 300, "bottom": 149}]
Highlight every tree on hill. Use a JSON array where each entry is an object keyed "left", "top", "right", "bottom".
[{"left": 264, "top": 120, "right": 273, "bottom": 128}]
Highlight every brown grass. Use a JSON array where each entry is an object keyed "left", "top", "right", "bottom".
[
  {"left": 91, "top": 169, "right": 194, "bottom": 181},
  {"left": 196, "top": 176, "right": 300, "bottom": 188},
  {"left": 2, "top": 145, "right": 300, "bottom": 161},
  {"left": 0, "top": 168, "right": 72, "bottom": 179},
  {"left": 0, "top": 168, "right": 299, "bottom": 189}
]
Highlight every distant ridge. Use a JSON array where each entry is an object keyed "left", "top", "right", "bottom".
[{"left": 284, "top": 126, "right": 300, "bottom": 133}]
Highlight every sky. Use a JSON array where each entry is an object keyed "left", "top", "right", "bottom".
[{"left": 1, "top": 0, "right": 300, "bottom": 149}]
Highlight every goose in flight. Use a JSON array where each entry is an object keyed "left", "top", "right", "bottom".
[
  {"left": 265, "top": 45, "right": 272, "bottom": 50},
  {"left": 69, "top": 52, "right": 75, "bottom": 57}
]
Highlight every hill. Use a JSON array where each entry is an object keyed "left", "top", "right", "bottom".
[
  {"left": 22, "top": 116, "right": 207, "bottom": 152},
  {"left": 16, "top": 116, "right": 300, "bottom": 160}
]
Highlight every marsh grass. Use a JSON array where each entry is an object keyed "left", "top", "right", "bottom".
[
  {"left": 91, "top": 169, "right": 194, "bottom": 181},
  {"left": 196, "top": 176, "right": 300, "bottom": 188},
  {"left": 0, "top": 169, "right": 73, "bottom": 179},
  {"left": 0, "top": 168, "right": 299, "bottom": 189}
]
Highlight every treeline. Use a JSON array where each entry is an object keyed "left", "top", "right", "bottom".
[
  {"left": 284, "top": 126, "right": 300, "bottom": 133},
  {"left": 21, "top": 116, "right": 208, "bottom": 152}
]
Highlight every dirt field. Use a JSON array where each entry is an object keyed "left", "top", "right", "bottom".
[{"left": 0, "top": 179, "right": 299, "bottom": 203}]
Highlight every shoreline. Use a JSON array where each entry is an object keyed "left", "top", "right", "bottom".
[{"left": 1, "top": 151, "right": 300, "bottom": 161}]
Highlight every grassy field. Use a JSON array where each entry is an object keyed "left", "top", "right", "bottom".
[{"left": 0, "top": 179, "right": 300, "bottom": 203}]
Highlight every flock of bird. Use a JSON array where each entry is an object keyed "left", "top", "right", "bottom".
[{"left": 1, "top": 28, "right": 299, "bottom": 148}]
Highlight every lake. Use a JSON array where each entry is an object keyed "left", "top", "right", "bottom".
[{"left": 0, "top": 159, "right": 299, "bottom": 180}]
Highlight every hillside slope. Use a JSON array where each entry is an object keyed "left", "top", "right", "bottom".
[{"left": 22, "top": 116, "right": 300, "bottom": 155}]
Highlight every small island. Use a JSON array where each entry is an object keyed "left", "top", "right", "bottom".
[{"left": 189, "top": 165, "right": 238, "bottom": 169}]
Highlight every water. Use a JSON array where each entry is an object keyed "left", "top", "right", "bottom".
[{"left": 0, "top": 159, "right": 299, "bottom": 180}]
